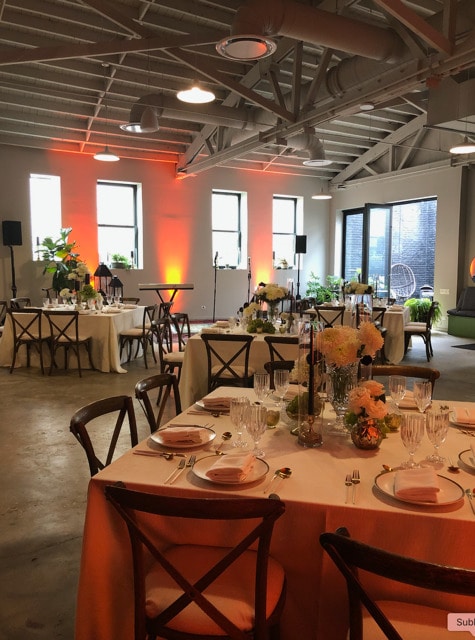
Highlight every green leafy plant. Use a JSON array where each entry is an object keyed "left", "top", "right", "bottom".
[
  {"left": 37, "top": 227, "right": 83, "bottom": 293},
  {"left": 110, "top": 253, "right": 131, "bottom": 269},
  {"left": 246, "top": 318, "right": 275, "bottom": 334},
  {"left": 305, "top": 273, "right": 342, "bottom": 303},
  {"left": 404, "top": 298, "right": 441, "bottom": 323}
]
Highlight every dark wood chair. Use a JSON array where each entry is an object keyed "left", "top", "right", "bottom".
[
  {"left": 371, "top": 306, "right": 388, "bottom": 363},
  {"left": 135, "top": 372, "right": 182, "bottom": 433},
  {"left": 0, "top": 299, "right": 7, "bottom": 337},
  {"left": 120, "top": 297, "right": 140, "bottom": 305},
  {"left": 404, "top": 300, "right": 439, "bottom": 361},
  {"left": 320, "top": 527, "right": 475, "bottom": 640},
  {"left": 264, "top": 335, "right": 299, "bottom": 362},
  {"left": 10, "top": 297, "right": 31, "bottom": 309},
  {"left": 7, "top": 308, "right": 50, "bottom": 374},
  {"left": 152, "top": 317, "right": 184, "bottom": 381},
  {"left": 119, "top": 304, "right": 159, "bottom": 369},
  {"left": 371, "top": 364, "right": 440, "bottom": 393},
  {"left": 315, "top": 305, "right": 345, "bottom": 327},
  {"left": 70, "top": 395, "right": 138, "bottom": 477},
  {"left": 104, "top": 484, "right": 287, "bottom": 640},
  {"left": 201, "top": 333, "right": 255, "bottom": 392},
  {"left": 264, "top": 359, "right": 295, "bottom": 390},
  {"left": 172, "top": 311, "right": 191, "bottom": 350},
  {"left": 43, "top": 309, "right": 94, "bottom": 377}
]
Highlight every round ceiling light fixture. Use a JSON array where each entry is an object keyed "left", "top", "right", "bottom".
[
  {"left": 176, "top": 84, "right": 215, "bottom": 104},
  {"left": 216, "top": 35, "right": 277, "bottom": 60},
  {"left": 93, "top": 145, "right": 120, "bottom": 162},
  {"left": 449, "top": 136, "right": 475, "bottom": 154}
]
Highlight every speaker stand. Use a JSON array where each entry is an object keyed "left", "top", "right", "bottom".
[
  {"left": 8, "top": 245, "right": 17, "bottom": 298},
  {"left": 296, "top": 253, "right": 302, "bottom": 300},
  {"left": 212, "top": 258, "right": 218, "bottom": 322}
]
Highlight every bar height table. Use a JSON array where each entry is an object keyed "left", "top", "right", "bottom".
[{"left": 139, "top": 283, "right": 194, "bottom": 348}]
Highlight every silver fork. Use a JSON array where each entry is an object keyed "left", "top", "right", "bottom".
[
  {"left": 351, "top": 469, "right": 360, "bottom": 504},
  {"left": 344, "top": 474, "right": 353, "bottom": 504},
  {"left": 164, "top": 458, "right": 186, "bottom": 484},
  {"left": 187, "top": 454, "right": 196, "bottom": 467}
]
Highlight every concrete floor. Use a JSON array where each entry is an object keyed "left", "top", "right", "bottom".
[{"left": 0, "top": 330, "right": 474, "bottom": 640}]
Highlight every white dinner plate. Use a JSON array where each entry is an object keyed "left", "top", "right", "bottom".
[
  {"left": 151, "top": 425, "right": 216, "bottom": 449},
  {"left": 374, "top": 470, "right": 464, "bottom": 506},
  {"left": 192, "top": 455, "right": 269, "bottom": 485},
  {"left": 458, "top": 449, "right": 475, "bottom": 470},
  {"left": 104, "top": 307, "right": 122, "bottom": 314},
  {"left": 449, "top": 412, "right": 475, "bottom": 430}
]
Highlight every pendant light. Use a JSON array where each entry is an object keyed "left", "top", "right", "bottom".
[
  {"left": 312, "top": 181, "right": 332, "bottom": 200},
  {"left": 177, "top": 83, "right": 215, "bottom": 104},
  {"left": 449, "top": 136, "right": 475, "bottom": 155},
  {"left": 94, "top": 64, "right": 120, "bottom": 162}
]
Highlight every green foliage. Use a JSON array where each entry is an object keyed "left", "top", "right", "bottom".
[
  {"left": 111, "top": 253, "right": 131, "bottom": 269},
  {"left": 246, "top": 318, "right": 275, "bottom": 334},
  {"left": 305, "top": 272, "right": 342, "bottom": 304},
  {"left": 37, "top": 227, "right": 80, "bottom": 293},
  {"left": 404, "top": 298, "right": 441, "bottom": 323}
]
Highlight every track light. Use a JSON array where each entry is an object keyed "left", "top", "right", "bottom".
[{"left": 176, "top": 84, "right": 215, "bottom": 104}]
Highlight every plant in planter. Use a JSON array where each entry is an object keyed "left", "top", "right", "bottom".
[
  {"left": 404, "top": 298, "right": 441, "bottom": 323},
  {"left": 110, "top": 253, "right": 131, "bottom": 269},
  {"left": 305, "top": 273, "right": 342, "bottom": 304},
  {"left": 37, "top": 227, "right": 89, "bottom": 293}
]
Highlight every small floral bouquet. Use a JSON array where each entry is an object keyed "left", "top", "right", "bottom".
[
  {"left": 345, "top": 379, "right": 394, "bottom": 437},
  {"left": 254, "top": 283, "right": 288, "bottom": 303},
  {"left": 67, "top": 261, "right": 90, "bottom": 283},
  {"left": 344, "top": 281, "right": 373, "bottom": 295},
  {"left": 80, "top": 284, "right": 100, "bottom": 300},
  {"left": 59, "top": 287, "right": 75, "bottom": 302},
  {"left": 243, "top": 302, "right": 260, "bottom": 317},
  {"left": 317, "top": 323, "right": 383, "bottom": 366}
]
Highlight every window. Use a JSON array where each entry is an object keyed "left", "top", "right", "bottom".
[
  {"left": 342, "top": 198, "right": 437, "bottom": 298},
  {"left": 97, "top": 181, "right": 142, "bottom": 267},
  {"left": 272, "top": 196, "right": 302, "bottom": 268},
  {"left": 211, "top": 190, "right": 247, "bottom": 268},
  {"left": 29, "top": 174, "right": 61, "bottom": 257}
]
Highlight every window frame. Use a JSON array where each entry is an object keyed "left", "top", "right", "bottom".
[
  {"left": 211, "top": 189, "right": 246, "bottom": 268},
  {"left": 272, "top": 195, "right": 302, "bottom": 268}
]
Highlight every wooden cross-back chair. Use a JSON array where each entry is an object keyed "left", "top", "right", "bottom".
[
  {"left": 315, "top": 306, "right": 345, "bottom": 328},
  {"left": 134, "top": 373, "right": 182, "bottom": 433},
  {"left": 201, "top": 333, "right": 255, "bottom": 392},
  {"left": 104, "top": 484, "right": 287, "bottom": 640},
  {"left": 263, "top": 335, "right": 299, "bottom": 363},
  {"left": 8, "top": 308, "right": 50, "bottom": 374},
  {"left": 43, "top": 309, "right": 95, "bottom": 376}
]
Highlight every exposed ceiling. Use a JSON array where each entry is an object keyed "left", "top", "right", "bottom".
[{"left": 1, "top": 0, "right": 475, "bottom": 187}]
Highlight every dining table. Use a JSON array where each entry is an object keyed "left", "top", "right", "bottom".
[
  {"left": 75, "top": 386, "right": 475, "bottom": 640},
  {"left": 0, "top": 305, "right": 144, "bottom": 373}
]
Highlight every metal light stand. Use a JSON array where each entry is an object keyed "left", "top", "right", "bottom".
[
  {"left": 212, "top": 252, "right": 218, "bottom": 322},
  {"left": 247, "top": 257, "right": 251, "bottom": 303},
  {"left": 296, "top": 252, "right": 302, "bottom": 300},
  {"left": 8, "top": 245, "right": 17, "bottom": 298}
]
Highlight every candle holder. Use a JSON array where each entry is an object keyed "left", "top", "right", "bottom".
[{"left": 296, "top": 319, "right": 324, "bottom": 447}]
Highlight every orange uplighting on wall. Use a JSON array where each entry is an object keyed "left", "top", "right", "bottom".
[{"left": 470, "top": 257, "right": 475, "bottom": 281}]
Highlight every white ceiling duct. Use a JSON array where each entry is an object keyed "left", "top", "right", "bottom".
[{"left": 287, "top": 130, "right": 332, "bottom": 167}]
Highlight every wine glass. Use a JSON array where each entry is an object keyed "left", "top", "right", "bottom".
[
  {"left": 229, "top": 397, "right": 250, "bottom": 448},
  {"left": 245, "top": 404, "right": 268, "bottom": 457},
  {"left": 425, "top": 408, "right": 450, "bottom": 466},
  {"left": 389, "top": 375, "right": 406, "bottom": 409},
  {"left": 274, "top": 369, "right": 290, "bottom": 407},
  {"left": 400, "top": 413, "right": 425, "bottom": 468},
  {"left": 413, "top": 380, "right": 432, "bottom": 414},
  {"left": 254, "top": 372, "right": 270, "bottom": 404}
]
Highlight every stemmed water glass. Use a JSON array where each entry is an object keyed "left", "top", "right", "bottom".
[
  {"left": 413, "top": 380, "right": 432, "bottom": 414},
  {"left": 245, "top": 404, "right": 268, "bottom": 457},
  {"left": 274, "top": 369, "right": 290, "bottom": 408},
  {"left": 425, "top": 408, "right": 450, "bottom": 466},
  {"left": 389, "top": 375, "right": 406, "bottom": 409},
  {"left": 254, "top": 372, "right": 270, "bottom": 404},
  {"left": 400, "top": 413, "right": 425, "bottom": 468},
  {"left": 229, "top": 397, "right": 250, "bottom": 448}
]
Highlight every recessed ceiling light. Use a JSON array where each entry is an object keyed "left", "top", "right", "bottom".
[
  {"left": 359, "top": 102, "right": 375, "bottom": 111},
  {"left": 303, "top": 158, "right": 333, "bottom": 167},
  {"left": 216, "top": 35, "right": 277, "bottom": 60}
]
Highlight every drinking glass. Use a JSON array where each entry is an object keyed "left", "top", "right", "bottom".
[
  {"left": 400, "top": 413, "right": 425, "bottom": 468},
  {"left": 245, "top": 404, "right": 268, "bottom": 457},
  {"left": 413, "top": 380, "right": 432, "bottom": 413},
  {"left": 87, "top": 298, "right": 96, "bottom": 311},
  {"left": 274, "top": 369, "right": 290, "bottom": 407},
  {"left": 425, "top": 408, "right": 450, "bottom": 465},
  {"left": 389, "top": 375, "right": 406, "bottom": 409},
  {"left": 254, "top": 372, "right": 270, "bottom": 404},
  {"left": 229, "top": 397, "right": 250, "bottom": 448}
]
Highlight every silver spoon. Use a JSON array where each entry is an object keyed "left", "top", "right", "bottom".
[
  {"left": 215, "top": 431, "right": 232, "bottom": 453},
  {"left": 263, "top": 467, "right": 292, "bottom": 494},
  {"left": 447, "top": 458, "right": 460, "bottom": 473}
]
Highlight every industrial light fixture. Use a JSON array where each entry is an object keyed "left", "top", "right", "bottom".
[
  {"left": 302, "top": 140, "right": 333, "bottom": 167},
  {"left": 94, "top": 64, "right": 120, "bottom": 162},
  {"left": 176, "top": 83, "right": 215, "bottom": 104},
  {"left": 120, "top": 106, "right": 159, "bottom": 133},
  {"left": 449, "top": 136, "right": 475, "bottom": 155},
  {"left": 359, "top": 102, "right": 375, "bottom": 111},
  {"left": 216, "top": 35, "right": 276, "bottom": 60},
  {"left": 312, "top": 182, "right": 332, "bottom": 200}
]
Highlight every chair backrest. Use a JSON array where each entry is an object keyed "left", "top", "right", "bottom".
[
  {"left": 0, "top": 300, "right": 8, "bottom": 326},
  {"left": 264, "top": 360, "right": 295, "bottom": 389},
  {"left": 121, "top": 297, "right": 140, "bottom": 304},
  {"left": 135, "top": 373, "right": 182, "bottom": 433},
  {"left": 8, "top": 308, "right": 43, "bottom": 342},
  {"left": 104, "top": 483, "right": 285, "bottom": 640},
  {"left": 320, "top": 527, "right": 475, "bottom": 640},
  {"left": 43, "top": 309, "right": 80, "bottom": 344},
  {"left": 201, "top": 333, "right": 254, "bottom": 391},
  {"left": 371, "top": 306, "right": 386, "bottom": 327},
  {"left": 159, "top": 301, "right": 173, "bottom": 318},
  {"left": 315, "top": 306, "right": 345, "bottom": 327},
  {"left": 426, "top": 300, "right": 439, "bottom": 330},
  {"left": 151, "top": 316, "right": 174, "bottom": 362},
  {"left": 70, "top": 395, "right": 138, "bottom": 476},
  {"left": 264, "top": 335, "right": 299, "bottom": 362},
  {"left": 371, "top": 364, "right": 440, "bottom": 392},
  {"left": 10, "top": 297, "right": 31, "bottom": 309}
]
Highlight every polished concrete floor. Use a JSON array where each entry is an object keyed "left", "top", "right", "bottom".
[{"left": 0, "top": 330, "right": 474, "bottom": 640}]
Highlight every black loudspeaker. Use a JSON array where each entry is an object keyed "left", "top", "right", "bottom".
[
  {"left": 2, "top": 220, "right": 22, "bottom": 246},
  {"left": 295, "top": 235, "right": 307, "bottom": 254}
]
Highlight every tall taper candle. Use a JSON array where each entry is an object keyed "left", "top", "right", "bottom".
[{"left": 308, "top": 324, "right": 314, "bottom": 415}]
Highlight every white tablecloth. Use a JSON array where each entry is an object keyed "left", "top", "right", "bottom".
[
  {"left": 75, "top": 388, "right": 475, "bottom": 640},
  {"left": 179, "top": 331, "right": 299, "bottom": 408},
  {"left": 0, "top": 306, "right": 144, "bottom": 373}
]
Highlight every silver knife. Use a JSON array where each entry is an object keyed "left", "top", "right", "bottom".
[
  {"left": 164, "top": 458, "right": 186, "bottom": 484},
  {"left": 466, "top": 489, "right": 475, "bottom": 516}
]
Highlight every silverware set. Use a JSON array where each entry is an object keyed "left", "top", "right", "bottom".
[
  {"left": 344, "top": 470, "right": 360, "bottom": 504},
  {"left": 164, "top": 455, "right": 196, "bottom": 484}
]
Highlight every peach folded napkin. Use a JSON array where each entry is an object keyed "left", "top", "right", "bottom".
[
  {"left": 202, "top": 397, "right": 231, "bottom": 410},
  {"left": 205, "top": 453, "right": 256, "bottom": 482},
  {"left": 398, "top": 390, "right": 417, "bottom": 410},
  {"left": 453, "top": 407, "right": 475, "bottom": 425},
  {"left": 159, "top": 426, "right": 207, "bottom": 445},
  {"left": 394, "top": 467, "right": 440, "bottom": 502}
]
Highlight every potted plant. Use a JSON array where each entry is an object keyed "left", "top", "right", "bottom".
[
  {"left": 404, "top": 298, "right": 441, "bottom": 323},
  {"left": 110, "top": 253, "right": 131, "bottom": 269},
  {"left": 37, "top": 227, "right": 88, "bottom": 293},
  {"left": 305, "top": 273, "right": 342, "bottom": 304}
]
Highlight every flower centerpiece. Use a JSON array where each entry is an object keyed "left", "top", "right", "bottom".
[
  {"left": 317, "top": 323, "right": 384, "bottom": 433},
  {"left": 253, "top": 283, "right": 288, "bottom": 323},
  {"left": 345, "top": 380, "right": 389, "bottom": 448},
  {"left": 37, "top": 227, "right": 85, "bottom": 294}
]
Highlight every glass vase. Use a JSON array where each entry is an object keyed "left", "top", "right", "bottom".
[
  {"left": 267, "top": 302, "right": 279, "bottom": 324},
  {"left": 350, "top": 418, "right": 383, "bottom": 450},
  {"left": 326, "top": 362, "right": 359, "bottom": 436},
  {"left": 298, "top": 412, "right": 323, "bottom": 448}
]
